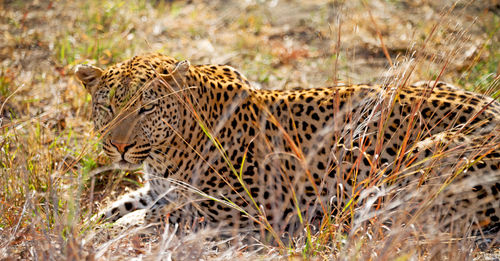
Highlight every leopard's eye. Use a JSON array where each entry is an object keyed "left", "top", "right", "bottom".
[{"left": 139, "top": 103, "right": 157, "bottom": 115}]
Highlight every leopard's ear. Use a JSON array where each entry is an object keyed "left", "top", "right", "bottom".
[
  {"left": 160, "top": 60, "right": 190, "bottom": 89},
  {"left": 75, "top": 64, "right": 104, "bottom": 94}
]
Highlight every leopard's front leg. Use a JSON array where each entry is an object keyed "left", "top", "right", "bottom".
[{"left": 96, "top": 182, "right": 171, "bottom": 222}]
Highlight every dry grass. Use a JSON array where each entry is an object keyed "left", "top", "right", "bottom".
[{"left": 0, "top": 0, "right": 499, "bottom": 260}]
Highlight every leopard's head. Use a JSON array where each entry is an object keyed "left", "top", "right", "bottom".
[{"left": 75, "top": 54, "right": 190, "bottom": 169}]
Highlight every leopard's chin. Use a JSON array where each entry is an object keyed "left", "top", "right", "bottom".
[{"left": 114, "top": 160, "right": 142, "bottom": 170}]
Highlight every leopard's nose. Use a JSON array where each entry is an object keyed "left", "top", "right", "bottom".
[{"left": 110, "top": 140, "right": 132, "bottom": 154}]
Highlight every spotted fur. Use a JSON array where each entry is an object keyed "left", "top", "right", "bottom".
[{"left": 76, "top": 53, "right": 500, "bottom": 242}]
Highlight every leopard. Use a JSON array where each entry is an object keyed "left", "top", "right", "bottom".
[{"left": 75, "top": 53, "right": 500, "bottom": 244}]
